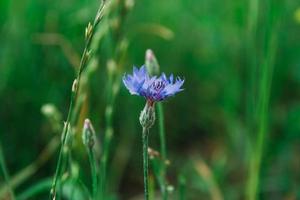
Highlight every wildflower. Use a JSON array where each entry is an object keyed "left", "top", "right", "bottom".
[
  {"left": 123, "top": 65, "right": 184, "bottom": 200},
  {"left": 123, "top": 65, "right": 184, "bottom": 105}
]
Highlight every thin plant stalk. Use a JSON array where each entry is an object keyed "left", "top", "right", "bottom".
[
  {"left": 98, "top": 5, "right": 131, "bottom": 194},
  {"left": 95, "top": 2, "right": 133, "bottom": 196},
  {"left": 157, "top": 103, "right": 166, "bottom": 161},
  {"left": 87, "top": 149, "right": 97, "bottom": 198},
  {"left": 245, "top": 0, "right": 259, "bottom": 138},
  {"left": 247, "top": 41, "right": 277, "bottom": 199},
  {"left": 157, "top": 102, "right": 168, "bottom": 200},
  {"left": 49, "top": 1, "right": 107, "bottom": 199},
  {"left": 98, "top": 46, "right": 128, "bottom": 200},
  {"left": 0, "top": 142, "right": 15, "bottom": 200},
  {"left": 142, "top": 127, "right": 150, "bottom": 200},
  {"left": 99, "top": 62, "right": 116, "bottom": 199},
  {"left": 246, "top": 1, "right": 279, "bottom": 199},
  {"left": 98, "top": 127, "right": 110, "bottom": 199},
  {"left": 244, "top": 0, "right": 259, "bottom": 198}
]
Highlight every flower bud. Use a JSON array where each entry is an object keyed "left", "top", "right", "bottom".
[
  {"left": 139, "top": 101, "right": 156, "bottom": 130},
  {"left": 145, "top": 49, "right": 160, "bottom": 76},
  {"left": 82, "top": 119, "right": 96, "bottom": 149}
]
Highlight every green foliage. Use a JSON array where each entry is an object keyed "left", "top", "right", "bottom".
[{"left": 0, "top": 0, "right": 300, "bottom": 199}]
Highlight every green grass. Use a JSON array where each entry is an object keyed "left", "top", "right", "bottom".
[{"left": 0, "top": 0, "right": 298, "bottom": 199}]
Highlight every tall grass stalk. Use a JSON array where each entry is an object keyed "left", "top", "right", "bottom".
[
  {"left": 245, "top": 0, "right": 259, "bottom": 133},
  {"left": 0, "top": 142, "right": 15, "bottom": 200},
  {"left": 157, "top": 98, "right": 168, "bottom": 200},
  {"left": 98, "top": 60, "right": 117, "bottom": 199},
  {"left": 245, "top": 0, "right": 260, "bottom": 197},
  {"left": 245, "top": 0, "right": 259, "bottom": 197},
  {"left": 49, "top": 1, "right": 107, "bottom": 199},
  {"left": 246, "top": 1, "right": 279, "bottom": 199},
  {"left": 98, "top": 2, "right": 133, "bottom": 197}
]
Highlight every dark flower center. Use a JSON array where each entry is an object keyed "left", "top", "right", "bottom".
[
  {"left": 147, "top": 80, "right": 167, "bottom": 101},
  {"left": 152, "top": 81, "right": 166, "bottom": 92}
]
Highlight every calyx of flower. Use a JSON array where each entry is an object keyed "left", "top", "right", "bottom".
[{"left": 139, "top": 101, "right": 156, "bottom": 130}]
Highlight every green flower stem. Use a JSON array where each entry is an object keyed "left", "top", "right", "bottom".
[
  {"left": 87, "top": 148, "right": 97, "bottom": 199},
  {"left": 157, "top": 103, "right": 166, "bottom": 161},
  {"left": 49, "top": 124, "right": 69, "bottom": 200},
  {"left": 49, "top": 2, "right": 107, "bottom": 199},
  {"left": 142, "top": 127, "right": 149, "bottom": 200},
  {"left": 157, "top": 103, "right": 168, "bottom": 200}
]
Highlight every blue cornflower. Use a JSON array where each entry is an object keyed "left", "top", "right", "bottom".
[{"left": 123, "top": 65, "right": 184, "bottom": 104}]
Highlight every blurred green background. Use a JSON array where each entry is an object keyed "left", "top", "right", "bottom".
[{"left": 1, "top": 0, "right": 300, "bottom": 199}]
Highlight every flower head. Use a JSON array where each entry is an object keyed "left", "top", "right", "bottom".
[{"left": 123, "top": 65, "right": 184, "bottom": 103}]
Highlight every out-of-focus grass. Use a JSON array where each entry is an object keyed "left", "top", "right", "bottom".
[{"left": 0, "top": 0, "right": 300, "bottom": 199}]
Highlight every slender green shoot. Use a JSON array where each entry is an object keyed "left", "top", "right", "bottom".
[
  {"left": 143, "top": 127, "right": 150, "bottom": 200},
  {"left": 49, "top": 1, "right": 107, "bottom": 199},
  {"left": 246, "top": 1, "right": 279, "bottom": 199},
  {"left": 88, "top": 149, "right": 97, "bottom": 198},
  {"left": 157, "top": 102, "right": 168, "bottom": 200},
  {"left": 98, "top": 61, "right": 117, "bottom": 199}
]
